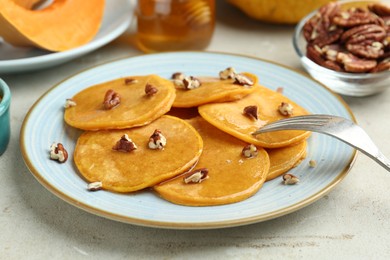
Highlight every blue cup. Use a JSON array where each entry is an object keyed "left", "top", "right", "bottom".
[{"left": 0, "top": 78, "right": 11, "bottom": 155}]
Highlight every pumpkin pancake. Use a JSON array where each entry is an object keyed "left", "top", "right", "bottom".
[
  {"left": 154, "top": 117, "right": 270, "bottom": 206},
  {"left": 74, "top": 115, "right": 203, "bottom": 193},
  {"left": 172, "top": 72, "right": 258, "bottom": 108},
  {"left": 266, "top": 141, "right": 307, "bottom": 181},
  {"left": 198, "top": 86, "right": 311, "bottom": 148},
  {"left": 64, "top": 75, "right": 176, "bottom": 130}
]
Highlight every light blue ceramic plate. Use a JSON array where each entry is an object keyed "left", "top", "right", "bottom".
[
  {"left": 20, "top": 52, "right": 356, "bottom": 229},
  {"left": 0, "top": 0, "right": 133, "bottom": 74}
]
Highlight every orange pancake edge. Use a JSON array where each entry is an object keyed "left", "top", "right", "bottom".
[
  {"left": 266, "top": 141, "right": 307, "bottom": 181},
  {"left": 74, "top": 115, "right": 203, "bottom": 193},
  {"left": 198, "top": 85, "right": 311, "bottom": 148},
  {"left": 172, "top": 72, "right": 258, "bottom": 108},
  {"left": 64, "top": 75, "right": 176, "bottom": 130},
  {"left": 153, "top": 117, "right": 270, "bottom": 206}
]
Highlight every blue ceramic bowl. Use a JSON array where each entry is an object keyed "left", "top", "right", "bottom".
[{"left": 0, "top": 78, "right": 11, "bottom": 155}]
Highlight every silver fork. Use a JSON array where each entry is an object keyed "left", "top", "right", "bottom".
[{"left": 252, "top": 114, "right": 390, "bottom": 172}]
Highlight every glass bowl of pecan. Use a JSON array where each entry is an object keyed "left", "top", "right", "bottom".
[{"left": 293, "top": 0, "right": 390, "bottom": 96}]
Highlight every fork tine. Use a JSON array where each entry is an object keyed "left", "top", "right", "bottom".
[
  {"left": 252, "top": 114, "right": 332, "bottom": 135},
  {"left": 266, "top": 115, "right": 331, "bottom": 125},
  {"left": 252, "top": 114, "right": 390, "bottom": 172},
  {"left": 267, "top": 114, "right": 333, "bottom": 124},
  {"left": 254, "top": 123, "right": 317, "bottom": 134}
]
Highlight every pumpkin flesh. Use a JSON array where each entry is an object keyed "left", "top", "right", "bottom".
[{"left": 0, "top": 0, "right": 105, "bottom": 51}]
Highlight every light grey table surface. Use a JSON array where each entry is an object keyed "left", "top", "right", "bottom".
[{"left": 1, "top": 1, "right": 390, "bottom": 259}]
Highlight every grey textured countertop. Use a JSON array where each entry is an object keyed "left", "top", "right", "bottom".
[{"left": 1, "top": 1, "right": 390, "bottom": 259}]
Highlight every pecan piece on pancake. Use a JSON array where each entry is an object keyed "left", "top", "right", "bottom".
[
  {"left": 145, "top": 83, "right": 158, "bottom": 96},
  {"left": 148, "top": 129, "right": 167, "bottom": 150},
  {"left": 103, "top": 89, "right": 121, "bottom": 110},
  {"left": 183, "top": 168, "right": 209, "bottom": 184},
  {"left": 243, "top": 105, "right": 258, "bottom": 120},
  {"left": 112, "top": 134, "right": 137, "bottom": 152},
  {"left": 242, "top": 144, "right": 258, "bottom": 158}
]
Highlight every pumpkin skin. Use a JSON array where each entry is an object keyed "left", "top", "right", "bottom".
[
  {"left": 0, "top": 0, "right": 105, "bottom": 51},
  {"left": 227, "top": 0, "right": 334, "bottom": 24}
]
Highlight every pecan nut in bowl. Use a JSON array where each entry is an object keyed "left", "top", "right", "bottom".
[{"left": 293, "top": 0, "right": 390, "bottom": 96}]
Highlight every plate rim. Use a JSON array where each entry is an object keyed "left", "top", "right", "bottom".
[{"left": 20, "top": 51, "right": 357, "bottom": 229}]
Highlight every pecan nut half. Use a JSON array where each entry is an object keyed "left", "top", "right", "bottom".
[
  {"left": 306, "top": 44, "right": 344, "bottom": 71},
  {"left": 333, "top": 7, "right": 383, "bottom": 27},
  {"left": 50, "top": 143, "right": 68, "bottom": 163},
  {"left": 112, "top": 134, "right": 137, "bottom": 152},
  {"left": 337, "top": 52, "right": 377, "bottom": 72},
  {"left": 145, "top": 83, "right": 158, "bottom": 96},
  {"left": 303, "top": 2, "right": 343, "bottom": 47},
  {"left": 233, "top": 73, "right": 254, "bottom": 86},
  {"left": 242, "top": 144, "right": 258, "bottom": 158},
  {"left": 303, "top": 2, "right": 390, "bottom": 73},
  {"left": 368, "top": 3, "right": 390, "bottom": 17},
  {"left": 219, "top": 67, "right": 237, "bottom": 80},
  {"left": 64, "top": 98, "right": 77, "bottom": 108},
  {"left": 282, "top": 173, "right": 299, "bottom": 185},
  {"left": 183, "top": 76, "right": 201, "bottom": 90},
  {"left": 243, "top": 105, "right": 258, "bottom": 120},
  {"left": 171, "top": 72, "right": 185, "bottom": 80},
  {"left": 371, "top": 57, "right": 390, "bottom": 72},
  {"left": 124, "top": 77, "right": 138, "bottom": 85},
  {"left": 148, "top": 129, "right": 167, "bottom": 150},
  {"left": 87, "top": 181, "right": 103, "bottom": 191},
  {"left": 183, "top": 168, "right": 209, "bottom": 184},
  {"left": 341, "top": 24, "right": 386, "bottom": 59},
  {"left": 278, "top": 102, "right": 294, "bottom": 116},
  {"left": 173, "top": 74, "right": 202, "bottom": 90},
  {"left": 103, "top": 89, "right": 121, "bottom": 110}
]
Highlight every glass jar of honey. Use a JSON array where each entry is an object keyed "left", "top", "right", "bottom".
[{"left": 135, "top": 0, "right": 215, "bottom": 53}]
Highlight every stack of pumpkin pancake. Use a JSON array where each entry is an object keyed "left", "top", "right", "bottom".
[{"left": 64, "top": 68, "right": 310, "bottom": 206}]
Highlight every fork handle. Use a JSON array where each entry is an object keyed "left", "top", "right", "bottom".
[
  {"left": 331, "top": 135, "right": 390, "bottom": 172},
  {"left": 368, "top": 150, "right": 390, "bottom": 172}
]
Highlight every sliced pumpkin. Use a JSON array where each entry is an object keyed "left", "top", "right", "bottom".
[
  {"left": 154, "top": 117, "right": 270, "bottom": 206},
  {"left": 0, "top": 0, "right": 105, "bottom": 51},
  {"left": 64, "top": 75, "right": 176, "bottom": 130},
  {"left": 172, "top": 73, "right": 258, "bottom": 108},
  {"left": 227, "top": 0, "right": 333, "bottom": 24},
  {"left": 74, "top": 115, "right": 203, "bottom": 193},
  {"left": 198, "top": 86, "right": 311, "bottom": 148},
  {"left": 266, "top": 141, "right": 307, "bottom": 181}
]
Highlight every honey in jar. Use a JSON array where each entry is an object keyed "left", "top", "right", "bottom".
[{"left": 135, "top": 0, "right": 215, "bottom": 53}]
